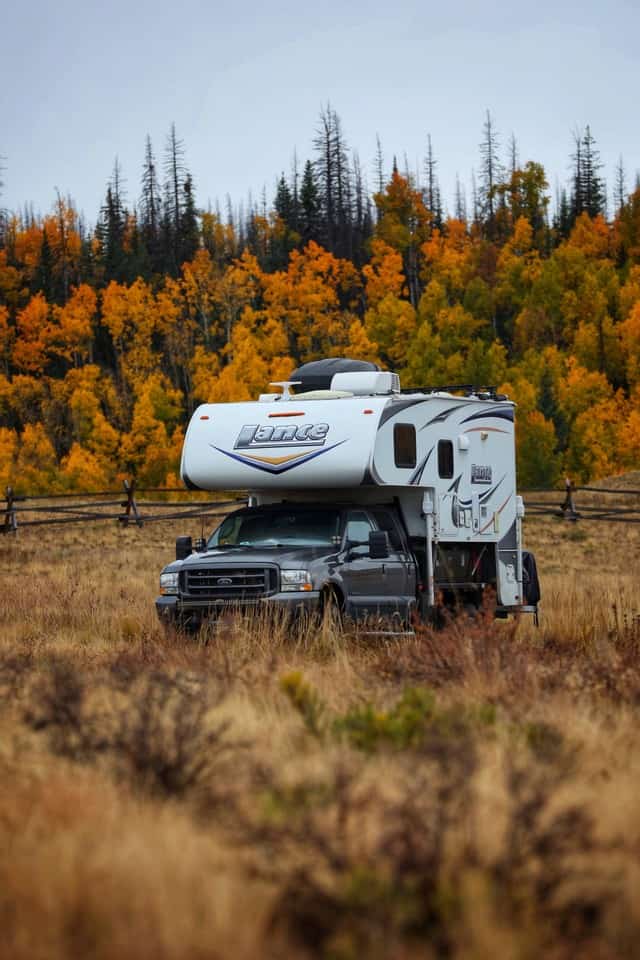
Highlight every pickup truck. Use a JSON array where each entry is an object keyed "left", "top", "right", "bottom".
[{"left": 155, "top": 501, "right": 418, "bottom": 632}]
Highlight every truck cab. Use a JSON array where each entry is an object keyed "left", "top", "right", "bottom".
[{"left": 156, "top": 501, "right": 417, "bottom": 632}]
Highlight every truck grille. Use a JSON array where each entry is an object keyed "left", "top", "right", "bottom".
[{"left": 183, "top": 566, "right": 277, "bottom": 599}]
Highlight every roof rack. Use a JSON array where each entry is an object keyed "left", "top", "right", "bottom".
[{"left": 399, "top": 384, "right": 507, "bottom": 400}]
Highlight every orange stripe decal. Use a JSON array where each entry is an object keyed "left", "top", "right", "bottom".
[{"left": 239, "top": 451, "right": 311, "bottom": 466}]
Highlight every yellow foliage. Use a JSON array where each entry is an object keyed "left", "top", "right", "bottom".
[
  {"left": 566, "top": 394, "right": 626, "bottom": 481},
  {"left": 618, "top": 265, "right": 640, "bottom": 320},
  {"left": 88, "top": 412, "right": 120, "bottom": 468},
  {"left": 344, "top": 318, "right": 381, "bottom": 366},
  {"left": 421, "top": 221, "right": 473, "bottom": 297},
  {"left": 0, "top": 305, "right": 13, "bottom": 367},
  {"left": 573, "top": 317, "right": 624, "bottom": 383},
  {"left": 566, "top": 213, "right": 611, "bottom": 260},
  {"left": 365, "top": 294, "right": 417, "bottom": 367},
  {"left": 208, "top": 321, "right": 292, "bottom": 404},
  {"left": 374, "top": 171, "right": 431, "bottom": 255},
  {"left": 15, "top": 423, "right": 59, "bottom": 493},
  {"left": 119, "top": 392, "right": 171, "bottom": 487},
  {"left": 0, "top": 427, "right": 18, "bottom": 488},
  {"left": 12, "top": 294, "right": 50, "bottom": 373},
  {"left": 515, "top": 410, "right": 561, "bottom": 488},
  {"left": 263, "top": 242, "right": 359, "bottom": 359},
  {"left": 618, "top": 301, "right": 640, "bottom": 387},
  {"left": 60, "top": 443, "right": 111, "bottom": 492},
  {"left": 49, "top": 285, "right": 96, "bottom": 366},
  {"left": 101, "top": 279, "right": 158, "bottom": 394},
  {"left": 557, "top": 357, "right": 612, "bottom": 422},
  {"left": 619, "top": 405, "right": 640, "bottom": 469},
  {"left": 363, "top": 240, "right": 407, "bottom": 306},
  {"left": 190, "top": 345, "right": 221, "bottom": 406}
]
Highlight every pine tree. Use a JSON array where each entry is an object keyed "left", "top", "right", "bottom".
[
  {"left": 34, "top": 228, "right": 54, "bottom": 299},
  {"left": 300, "top": 159, "right": 320, "bottom": 245},
  {"left": 96, "top": 160, "right": 127, "bottom": 284},
  {"left": 374, "top": 134, "right": 385, "bottom": 197},
  {"left": 581, "top": 126, "right": 606, "bottom": 218},
  {"left": 614, "top": 155, "right": 627, "bottom": 215},
  {"left": 274, "top": 173, "right": 293, "bottom": 225},
  {"left": 139, "top": 135, "right": 162, "bottom": 274},
  {"left": 272, "top": 172, "right": 297, "bottom": 269},
  {"left": 423, "top": 134, "right": 442, "bottom": 229},
  {"left": 478, "top": 110, "right": 504, "bottom": 236},
  {"left": 163, "top": 123, "right": 187, "bottom": 272},
  {"left": 508, "top": 133, "right": 519, "bottom": 177},
  {"left": 313, "top": 105, "right": 338, "bottom": 251},
  {"left": 178, "top": 174, "right": 199, "bottom": 265},
  {"left": 351, "top": 151, "right": 372, "bottom": 266},
  {"left": 332, "top": 110, "right": 353, "bottom": 259},
  {"left": 570, "top": 126, "right": 606, "bottom": 223},
  {"left": 290, "top": 150, "right": 301, "bottom": 234},
  {"left": 471, "top": 169, "right": 480, "bottom": 225},
  {"left": 454, "top": 173, "right": 467, "bottom": 222}
]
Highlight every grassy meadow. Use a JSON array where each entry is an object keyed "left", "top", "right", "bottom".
[{"left": 1, "top": 488, "right": 639, "bottom": 960}]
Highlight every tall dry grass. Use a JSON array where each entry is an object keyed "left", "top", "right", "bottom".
[{"left": 0, "top": 511, "right": 639, "bottom": 959}]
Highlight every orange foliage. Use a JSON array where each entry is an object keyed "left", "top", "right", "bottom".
[{"left": 12, "top": 294, "right": 50, "bottom": 373}]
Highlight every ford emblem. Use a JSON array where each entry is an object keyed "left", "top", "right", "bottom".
[{"left": 217, "top": 577, "right": 233, "bottom": 585}]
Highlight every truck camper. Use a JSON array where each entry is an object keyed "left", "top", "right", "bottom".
[{"left": 156, "top": 358, "right": 540, "bottom": 632}]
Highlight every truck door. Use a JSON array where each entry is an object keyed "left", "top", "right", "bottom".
[
  {"left": 370, "top": 508, "right": 416, "bottom": 619},
  {"left": 341, "top": 510, "right": 382, "bottom": 616}
]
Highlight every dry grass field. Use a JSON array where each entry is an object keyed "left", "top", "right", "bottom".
[{"left": 1, "top": 492, "right": 640, "bottom": 960}]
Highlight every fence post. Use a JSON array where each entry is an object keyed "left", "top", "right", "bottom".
[
  {"left": 119, "top": 479, "right": 143, "bottom": 528},
  {"left": 2, "top": 486, "right": 18, "bottom": 534},
  {"left": 560, "top": 477, "right": 579, "bottom": 521}
]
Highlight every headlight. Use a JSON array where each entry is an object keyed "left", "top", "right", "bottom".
[
  {"left": 280, "top": 569, "right": 313, "bottom": 592},
  {"left": 160, "top": 572, "right": 179, "bottom": 595}
]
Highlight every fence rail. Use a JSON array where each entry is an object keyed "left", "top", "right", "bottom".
[{"left": 2, "top": 478, "right": 639, "bottom": 534}]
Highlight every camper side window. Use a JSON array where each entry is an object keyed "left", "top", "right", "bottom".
[
  {"left": 394, "top": 423, "right": 416, "bottom": 469},
  {"left": 438, "top": 440, "right": 454, "bottom": 478}
]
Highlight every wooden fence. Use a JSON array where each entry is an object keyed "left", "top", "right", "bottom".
[
  {"left": 1, "top": 480, "right": 245, "bottom": 534},
  {"left": 523, "top": 478, "right": 640, "bottom": 524},
  {"left": 2, "top": 478, "right": 639, "bottom": 534}
]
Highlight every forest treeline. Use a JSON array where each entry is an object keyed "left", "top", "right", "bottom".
[{"left": 1, "top": 110, "right": 639, "bottom": 492}]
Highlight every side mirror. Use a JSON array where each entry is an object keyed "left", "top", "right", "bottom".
[
  {"left": 176, "top": 535, "right": 192, "bottom": 560},
  {"left": 369, "top": 530, "right": 390, "bottom": 560}
]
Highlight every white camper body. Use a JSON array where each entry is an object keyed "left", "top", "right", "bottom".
[{"left": 181, "top": 368, "right": 529, "bottom": 615}]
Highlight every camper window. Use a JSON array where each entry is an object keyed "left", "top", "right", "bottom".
[
  {"left": 394, "top": 423, "right": 417, "bottom": 468},
  {"left": 438, "top": 440, "right": 454, "bottom": 478}
]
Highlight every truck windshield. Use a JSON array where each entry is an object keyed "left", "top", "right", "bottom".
[{"left": 208, "top": 509, "right": 341, "bottom": 548}]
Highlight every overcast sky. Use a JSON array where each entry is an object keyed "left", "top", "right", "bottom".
[{"left": 2, "top": 0, "right": 639, "bottom": 223}]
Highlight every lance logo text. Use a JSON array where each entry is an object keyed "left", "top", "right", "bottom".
[
  {"left": 471, "top": 464, "right": 492, "bottom": 484},
  {"left": 235, "top": 423, "right": 330, "bottom": 450}
]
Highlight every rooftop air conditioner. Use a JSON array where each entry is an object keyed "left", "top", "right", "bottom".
[{"left": 330, "top": 371, "right": 400, "bottom": 395}]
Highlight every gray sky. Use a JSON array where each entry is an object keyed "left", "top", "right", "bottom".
[{"left": 2, "top": 0, "right": 639, "bottom": 223}]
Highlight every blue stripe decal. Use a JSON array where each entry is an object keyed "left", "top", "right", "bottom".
[{"left": 211, "top": 440, "right": 347, "bottom": 475}]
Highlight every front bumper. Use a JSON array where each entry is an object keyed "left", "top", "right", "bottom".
[{"left": 155, "top": 591, "right": 321, "bottom": 627}]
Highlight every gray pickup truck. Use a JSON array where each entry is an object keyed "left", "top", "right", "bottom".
[{"left": 155, "top": 502, "right": 418, "bottom": 632}]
